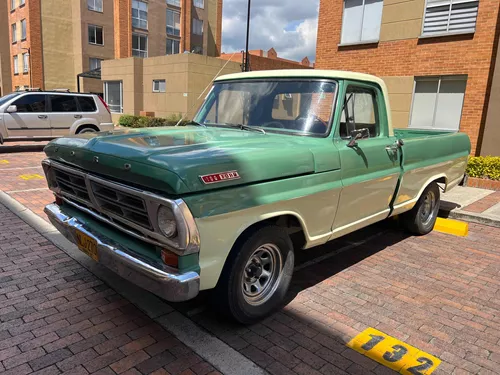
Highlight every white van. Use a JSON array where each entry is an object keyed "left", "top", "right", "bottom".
[{"left": 0, "top": 91, "right": 114, "bottom": 143}]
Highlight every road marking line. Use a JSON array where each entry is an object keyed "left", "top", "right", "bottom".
[
  {"left": 19, "top": 174, "right": 44, "bottom": 180},
  {"left": 294, "top": 231, "right": 387, "bottom": 271},
  {"left": 434, "top": 217, "right": 468, "bottom": 237},
  {"left": 7, "top": 188, "right": 50, "bottom": 194},
  {"left": 347, "top": 327, "right": 441, "bottom": 375},
  {"left": 0, "top": 160, "right": 9, "bottom": 164}
]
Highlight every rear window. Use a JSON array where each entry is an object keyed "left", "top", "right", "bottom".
[
  {"left": 50, "top": 95, "right": 78, "bottom": 112},
  {"left": 77, "top": 96, "right": 97, "bottom": 112}
]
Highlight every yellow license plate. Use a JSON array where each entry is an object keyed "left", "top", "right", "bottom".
[{"left": 75, "top": 231, "right": 99, "bottom": 261}]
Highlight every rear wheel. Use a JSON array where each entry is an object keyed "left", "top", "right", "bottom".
[
  {"left": 401, "top": 182, "right": 440, "bottom": 235},
  {"left": 214, "top": 225, "right": 294, "bottom": 324},
  {"left": 77, "top": 126, "right": 98, "bottom": 134}
]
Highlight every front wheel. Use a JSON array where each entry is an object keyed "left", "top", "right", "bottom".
[
  {"left": 401, "top": 182, "right": 440, "bottom": 235},
  {"left": 214, "top": 225, "right": 294, "bottom": 324}
]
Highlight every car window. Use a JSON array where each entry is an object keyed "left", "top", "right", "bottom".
[
  {"left": 50, "top": 95, "right": 78, "bottom": 112},
  {"left": 0, "top": 92, "right": 21, "bottom": 107},
  {"left": 340, "top": 86, "right": 379, "bottom": 139},
  {"left": 12, "top": 94, "right": 47, "bottom": 113},
  {"left": 77, "top": 96, "right": 97, "bottom": 112}
]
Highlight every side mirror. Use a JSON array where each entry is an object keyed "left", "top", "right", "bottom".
[
  {"left": 6, "top": 105, "right": 17, "bottom": 113},
  {"left": 347, "top": 128, "right": 370, "bottom": 148}
]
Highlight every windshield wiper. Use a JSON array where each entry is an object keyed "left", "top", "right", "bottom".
[
  {"left": 222, "top": 123, "right": 266, "bottom": 134},
  {"left": 184, "top": 120, "right": 206, "bottom": 128}
]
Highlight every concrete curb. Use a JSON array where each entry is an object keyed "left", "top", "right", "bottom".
[
  {"left": 0, "top": 190, "right": 266, "bottom": 375},
  {"left": 0, "top": 144, "right": 47, "bottom": 153},
  {"left": 445, "top": 209, "right": 500, "bottom": 228}
]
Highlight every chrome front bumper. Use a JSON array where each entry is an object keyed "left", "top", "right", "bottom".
[{"left": 44, "top": 203, "right": 200, "bottom": 302}]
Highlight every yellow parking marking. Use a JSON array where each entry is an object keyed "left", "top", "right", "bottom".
[
  {"left": 19, "top": 174, "right": 44, "bottom": 180},
  {"left": 434, "top": 217, "right": 468, "bottom": 237},
  {"left": 347, "top": 328, "right": 441, "bottom": 375},
  {"left": 0, "top": 160, "right": 9, "bottom": 164}
]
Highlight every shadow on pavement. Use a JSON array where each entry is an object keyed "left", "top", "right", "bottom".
[{"left": 0, "top": 143, "right": 47, "bottom": 153}]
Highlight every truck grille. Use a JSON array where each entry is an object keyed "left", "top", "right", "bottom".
[{"left": 50, "top": 165, "right": 152, "bottom": 231}]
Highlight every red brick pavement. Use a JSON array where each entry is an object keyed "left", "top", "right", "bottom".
[
  {"left": 463, "top": 192, "right": 500, "bottom": 213},
  {"left": 0, "top": 202, "right": 221, "bottom": 375}
]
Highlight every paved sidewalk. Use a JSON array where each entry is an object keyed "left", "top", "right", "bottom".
[{"left": 441, "top": 186, "right": 500, "bottom": 227}]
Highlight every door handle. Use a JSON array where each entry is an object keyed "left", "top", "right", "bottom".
[
  {"left": 74, "top": 115, "right": 82, "bottom": 119},
  {"left": 38, "top": 115, "right": 48, "bottom": 119}
]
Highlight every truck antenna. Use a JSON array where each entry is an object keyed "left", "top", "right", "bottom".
[{"left": 175, "top": 51, "right": 239, "bottom": 127}]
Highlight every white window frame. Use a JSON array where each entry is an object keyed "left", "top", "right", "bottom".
[
  {"left": 409, "top": 75, "right": 467, "bottom": 131},
  {"left": 194, "top": 0, "right": 204, "bottom": 9},
  {"left": 21, "top": 19, "right": 26, "bottom": 40},
  {"left": 132, "top": 33, "right": 148, "bottom": 58},
  {"left": 421, "top": 0, "right": 479, "bottom": 37},
  {"left": 104, "top": 81, "right": 123, "bottom": 113},
  {"left": 166, "top": 0, "right": 181, "bottom": 6},
  {"left": 167, "top": 9, "right": 181, "bottom": 36},
  {"left": 89, "top": 57, "right": 103, "bottom": 71},
  {"left": 88, "top": 0, "right": 103, "bottom": 12},
  {"left": 13, "top": 55, "right": 19, "bottom": 75},
  {"left": 153, "top": 80, "right": 166, "bottom": 93},
  {"left": 23, "top": 53, "right": 29, "bottom": 73},
  {"left": 88, "top": 25, "right": 104, "bottom": 45},
  {"left": 132, "top": 0, "right": 148, "bottom": 30},
  {"left": 192, "top": 18, "right": 203, "bottom": 36},
  {"left": 340, "top": 0, "right": 383, "bottom": 45},
  {"left": 166, "top": 38, "right": 180, "bottom": 55},
  {"left": 11, "top": 23, "right": 17, "bottom": 43}
]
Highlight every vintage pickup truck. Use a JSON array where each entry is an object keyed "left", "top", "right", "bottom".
[{"left": 42, "top": 70, "right": 470, "bottom": 323}]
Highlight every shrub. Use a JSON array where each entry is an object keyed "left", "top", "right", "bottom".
[
  {"left": 118, "top": 114, "right": 187, "bottom": 128},
  {"left": 466, "top": 156, "right": 500, "bottom": 181}
]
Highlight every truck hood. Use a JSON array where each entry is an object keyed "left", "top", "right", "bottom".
[{"left": 44, "top": 126, "right": 338, "bottom": 195}]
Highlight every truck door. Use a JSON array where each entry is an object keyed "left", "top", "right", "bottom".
[{"left": 331, "top": 81, "right": 401, "bottom": 237}]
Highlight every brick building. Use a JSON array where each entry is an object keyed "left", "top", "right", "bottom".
[
  {"left": 4, "top": 0, "right": 222, "bottom": 94},
  {"left": 219, "top": 48, "right": 313, "bottom": 70},
  {"left": 316, "top": 0, "right": 500, "bottom": 156}
]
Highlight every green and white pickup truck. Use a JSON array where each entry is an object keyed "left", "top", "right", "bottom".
[{"left": 42, "top": 70, "right": 470, "bottom": 323}]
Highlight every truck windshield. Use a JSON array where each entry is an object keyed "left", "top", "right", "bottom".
[{"left": 194, "top": 80, "right": 337, "bottom": 136}]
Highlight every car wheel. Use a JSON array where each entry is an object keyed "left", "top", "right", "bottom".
[
  {"left": 77, "top": 127, "right": 97, "bottom": 134},
  {"left": 214, "top": 225, "right": 294, "bottom": 324},
  {"left": 402, "top": 182, "right": 440, "bottom": 235}
]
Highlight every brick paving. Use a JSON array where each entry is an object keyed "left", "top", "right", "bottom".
[
  {"left": 0, "top": 202, "right": 220, "bottom": 375},
  {"left": 463, "top": 192, "right": 500, "bottom": 213}
]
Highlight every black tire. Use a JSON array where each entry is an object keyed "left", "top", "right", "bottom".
[
  {"left": 214, "top": 225, "right": 294, "bottom": 324},
  {"left": 77, "top": 126, "right": 98, "bottom": 134},
  {"left": 401, "top": 182, "right": 440, "bottom": 235}
]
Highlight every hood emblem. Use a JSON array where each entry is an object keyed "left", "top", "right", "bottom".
[{"left": 200, "top": 171, "right": 240, "bottom": 185}]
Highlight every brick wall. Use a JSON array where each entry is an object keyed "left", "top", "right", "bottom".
[
  {"left": 219, "top": 51, "right": 312, "bottom": 71},
  {"left": 315, "top": 0, "right": 500, "bottom": 155},
  {"left": 113, "top": 0, "right": 132, "bottom": 58}
]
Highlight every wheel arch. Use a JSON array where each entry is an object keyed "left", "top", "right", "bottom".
[{"left": 75, "top": 124, "right": 99, "bottom": 134}]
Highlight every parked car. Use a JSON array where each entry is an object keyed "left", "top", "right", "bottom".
[
  {"left": 0, "top": 90, "right": 113, "bottom": 143},
  {"left": 42, "top": 70, "right": 471, "bottom": 324}
]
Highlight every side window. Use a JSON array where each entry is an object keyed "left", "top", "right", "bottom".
[
  {"left": 50, "top": 95, "right": 79, "bottom": 112},
  {"left": 340, "top": 87, "right": 379, "bottom": 139},
  {"left": 12, "top": 95, "right": 47, "bottom": 113},
  {"left": 77, "top": 96, "right": 97, "bottom": 112}
]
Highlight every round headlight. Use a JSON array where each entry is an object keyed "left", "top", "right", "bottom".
[{"left": 157, "top": 206, "right": 177, "bottom": 238}]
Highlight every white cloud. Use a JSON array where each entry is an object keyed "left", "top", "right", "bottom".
[{"left": 221, "top": 0, "right": 319, "bottom": 62}]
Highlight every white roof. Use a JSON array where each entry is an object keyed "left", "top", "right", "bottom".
[{"left": 215, "top": 69, "right": 386, "bottom": 87}]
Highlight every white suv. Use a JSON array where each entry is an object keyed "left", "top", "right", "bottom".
[{"left": 0, "top": 91, "right": 114, "bottom": 143}]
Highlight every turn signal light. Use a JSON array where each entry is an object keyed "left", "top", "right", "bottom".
[
  {"left": 55, "top": 195, "right": 63, "bottom": 206},
  {"left": 161, "top": 249, "right": 178, "bottom": 268}
]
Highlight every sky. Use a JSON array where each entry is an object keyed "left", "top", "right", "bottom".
[{"left": 220, "top": 0, "right": 320, "bottom": 63}]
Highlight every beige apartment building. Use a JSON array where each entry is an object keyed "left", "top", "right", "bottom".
[{"left": 3, "top": 0, "right": 222, "bottom": 94}]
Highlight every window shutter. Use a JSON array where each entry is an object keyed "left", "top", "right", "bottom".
[
  {"left": 423, "top": 0, "right": 451, "bottom": 34},
  {"left": 423, "top": 0, "right": 478, "bottom": 35},
  {"left": 449, "top": 1, "right": 479, "bottom": 33}
]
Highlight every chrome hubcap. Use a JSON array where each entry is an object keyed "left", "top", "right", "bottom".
[
  {"left": 242, "top": 244, "right": 283, "bottom": 306},
  {"left": 421, "top": 190, "right": 437, "bottom": 225}
]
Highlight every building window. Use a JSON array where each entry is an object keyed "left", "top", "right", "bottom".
[
  {"left": 192, "top": 18, "right": 203, "bottom": 36},
  {"left": 104, "top": 81, "right": 123, "bottom": 113},
  {"left": 21, "top": 19, "right": 26, "bottom": 40},
  {"left": 166, "top": 0, "right": 181, "bottom": 6},
  {"left": 23, "top": 53, "right": 29, "bottom": 73},
  {"left": 20, "top": 0, "right": 24, "bottom": 5},
  {"left": 341, "top": 0, "right": 383, "bottom": 44},
  {"left": 166, "top": 38, "right": 180, "bottom": 54},
  {"left": 422, "top": 0, "right": 478, "bottom": 35},
  {"left": 88, "top": 25, "right": 104, "bottom": 45},
  {"left": 167, "top": 10, "right": 181, "bottom": 36},
  {"left": 194, "top": 0, "right": 204, "bottom": 8},
  {"left": 90, "top": 57, "right": 103, "bottom": 70},
  {"left": 132, "top": 0, "right": 148, "bottom": 29},
  {"left": 13, "top": 55, "right": 19, "bottom": 75},
  {"left": 132, "top": 33, "right": 148, "bottom": 57},
  {"left": 153, "top": 80, "right": 166, "bottom": 93},
  {"left": 10, "top": 0, "right": 15, "bottom": 11},
  {"left": 11, "top": 24, "right": 17, "bottom": 43},
  {"left": 410, "top": 76, "right": 467, "bottom": 131},
  {"left": 88, "top": 0, "right": 103, "bottom": 12}
]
